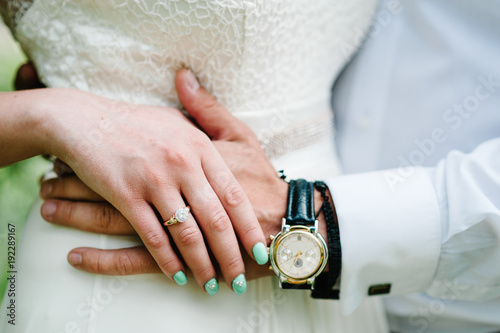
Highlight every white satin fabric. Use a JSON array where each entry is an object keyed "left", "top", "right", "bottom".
[{"left": 1, "top": 0, "right": 389, "bottom": 332}]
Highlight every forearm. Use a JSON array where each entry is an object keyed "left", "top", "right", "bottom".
[{"left": 0, "top": 89, "right": 51, "bottom": 166}]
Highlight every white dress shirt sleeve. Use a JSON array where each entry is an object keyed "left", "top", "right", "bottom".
[{"left": 327, "top": 138, "right": 500, "bottom": 315}]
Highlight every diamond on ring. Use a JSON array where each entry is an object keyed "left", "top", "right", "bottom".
[
  {"left": 175, "top": 207, "right": 190, "bottom": 223},
  {"left": 164, "top": 206, "right": 190, "bottom": 226}
]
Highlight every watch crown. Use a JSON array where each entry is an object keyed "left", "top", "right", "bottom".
[
  {"left": 268, "top": 265, "right": 273, "bottom": 271},
  {"left": 269, "top": 234, "right": 275, "bottom": 241}
]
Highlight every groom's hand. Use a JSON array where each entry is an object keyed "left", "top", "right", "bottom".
[
  {"left": 39, "top": 69, "right": 288, "bottom": 280},
  {"left": 14, "top": 62, "right": 45, "bottom": 90}
]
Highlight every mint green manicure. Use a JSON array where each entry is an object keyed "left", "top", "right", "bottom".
[
  {"left": 173, "top": 271, "right": 187, "bottom": 286},
  {"left": 252, "top": 242, "right": 269, "bottom": 265},
  {"left": 204, "top": 278, "right": 219, "bottom": 295},
  {"left": 232, "top": 274, "right": 247, "bottom": 295}
]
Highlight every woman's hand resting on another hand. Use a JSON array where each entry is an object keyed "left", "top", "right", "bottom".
[
  {"left": 38, "top": 69, "right": 290, "bottom": 281},
  {"left": 5, "top": 68, "right": 268, "bottom": 294}
]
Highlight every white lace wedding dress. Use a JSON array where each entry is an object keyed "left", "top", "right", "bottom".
[{"left": 1, "top": 0, "right": 388, "bottom": 332}]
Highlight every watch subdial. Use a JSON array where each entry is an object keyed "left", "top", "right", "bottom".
[
  {"left": 305, "top": 250, "right": 317, "bottom": 264},
  {"left": 280, "top": 248, "right": 293, "bottom": 262},
  {"left": 293, "top": 258, "right": 303, "bottom": 268}
]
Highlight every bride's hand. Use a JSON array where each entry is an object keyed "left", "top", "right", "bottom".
[
  {"left": 39, "top": 175, "right": 273, "bottom": 281},
  {"left": 28, "top": 73, "right": 267, "bottom": 294},
  {"left": 39, "top": 69, "right": 288, "bottom": 280}
]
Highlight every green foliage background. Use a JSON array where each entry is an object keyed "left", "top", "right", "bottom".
[{"left": 0, "top": 22, "right": 50, "bottom": 298}]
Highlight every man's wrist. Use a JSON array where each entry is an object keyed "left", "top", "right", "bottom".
[{"left": 261, "top": 178, "right": 329, "bottom": 244}]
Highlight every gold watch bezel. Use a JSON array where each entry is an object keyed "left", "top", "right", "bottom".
[{"left": 269, "top": 225, "right": 328, "bottom": 285}]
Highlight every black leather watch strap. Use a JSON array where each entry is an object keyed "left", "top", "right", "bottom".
[
  {"left": 285, "top": 179, "right": 315, "bottom": 226},
  {"left": 281, "top": 282, "right": 311, "bottom": 290}
]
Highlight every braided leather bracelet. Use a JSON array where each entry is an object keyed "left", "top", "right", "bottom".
[{"left": 311, "top": 181, "right": 341, "bottom": 299}]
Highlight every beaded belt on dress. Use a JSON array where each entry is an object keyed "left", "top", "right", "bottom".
[{"left": 258, "top": 111, "right": 334, "bottom": 160}]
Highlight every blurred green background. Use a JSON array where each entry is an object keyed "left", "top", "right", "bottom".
[{"left": 0, "top": 22, "right": 50, "bottom": 297}]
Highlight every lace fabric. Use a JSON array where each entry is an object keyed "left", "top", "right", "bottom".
[
  {"left": 12, "top": 0, "right": 377, "bottom": 159},
  {"left": 0, "top": 0, "right": 34, "bottom": 33}
]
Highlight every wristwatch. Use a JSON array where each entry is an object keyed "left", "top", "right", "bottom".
[{"left": 269, "top": 179, "right": 328, "bottom": 289}]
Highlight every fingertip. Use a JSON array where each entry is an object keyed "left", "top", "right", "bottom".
[
  {"left": 232, "top": 274, "right": 247, "bottom": 295},
  {"left": 40, "top": 181, "right": 52, "bottom": 198},
  {"left": 173, "top": 271, "right": 188, "bottom": 286},
  {"left": 252, "top": 242, "right": 269, "bottom": 265},
  {"left": 68, "top": 251, "right": 82, "bottom": 266},
  {"left": 204, "top": 278, "right": 219, "bottom": 295},
  {"left": 175, "top": 68, "right": 199, "bottom": 96},
  {"left": 40, "top": 201, "right": 56, "bottom": 220},
  {"left": 18, "top": 63, "right": 35, "bottom": 82},
  {"left": 15, "top": 62, "right": 42, "bottom": 90},
  {"left": 185, "top": 69, "right": 200, "bottom": 91}
]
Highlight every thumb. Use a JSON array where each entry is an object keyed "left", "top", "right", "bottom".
[{"left": 175, "top": 69, "right": 254, "bottom": 141}]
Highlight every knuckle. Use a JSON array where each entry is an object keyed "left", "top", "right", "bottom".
[
  {"left": 203, "top": 97, "right": 220, "bottom": 113},
  {"left": 95, "top": 205, "right": 113, "bottom": 231},
  {"left": 61, "top": 177, "right": 72, "bottom": 196},
  {"left": 61, "top": 202, "right": 76, "bottom": 223},
  {"left": 142, "top": 230, "right": 165, "bottom": 251},
  {"left": 165, "top": 148, "right": 191, "bottom": 169},
  {"left": 115, "top": 252, "right": 135, "bottom": 275},
  {"left": 223, "top": 183, "right": 245, "bottom": 208},
  {"left": 89, "top": 252, "right": 105, "bottom": 274},
  {"left": 208, "top": 209, "right": 231, "bottom": 233},
  {"left": 191, "top": 131, "right": 210, "bottom": 146},
  {"left": 176, "top": 226, "right": 200, "bottom": 247},
  {"left": 224, "top": 255, "right": 243, "bottom": 273},
  {"left": 240, "top": 223, "right": 260, "bottom": 240},
  {"left": 145, "top": 171, "right": 168, "bottom": 188},
  {"left": 158, "top": 254, "right": 179, "bottom": 274},
  {"left": 194, "top": 264, "right": 215, "bottom": 281}
]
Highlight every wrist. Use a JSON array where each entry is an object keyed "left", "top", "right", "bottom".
[
  {"left": 31, "top": 88, "right": 114, "bottom": 164},
  {"left": 25, "top": 88, "right": 71, "bottom": 157},
  {"left": 0, "top": 89, "right": 57, "bottom": 165},
  {"left": 258, "top": 176, "right": 289, "bottom": 245},
  {"left": 259, "top": 178, "right": 329, "bottom": 245}
]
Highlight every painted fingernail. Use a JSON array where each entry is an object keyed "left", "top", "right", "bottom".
[
  {"left": 232, "top": 274, "right": 247, "bottom": 295},
  {"left": 186, "top": 70, "right": 200, "bottom": 91},
  {"left": 204, "top": 278, "right": 219, "bottom": 295},
  {"left": 252, "top": 242, "right": 269, "bottom": 265},
  {"left": 40, "top": 182, "right": 52, "bottom": 198},
  {"left": 68, "top": 252, "right": 82, "bottom": 265},
  {"left": 41, "top": 201, "right": 56, "bottom": 218},
  {"left": 173, "top": 271, "right": 187, "bottom": 286}
]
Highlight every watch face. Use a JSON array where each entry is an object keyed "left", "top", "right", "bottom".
[{"left": 274, "top": 230, "right": 324, "bottom": 280}]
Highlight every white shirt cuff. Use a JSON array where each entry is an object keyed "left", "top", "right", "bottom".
[{"left": 326, "top": 167, "right": 441, "bottom": 315}]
